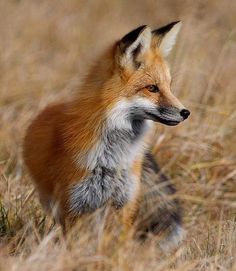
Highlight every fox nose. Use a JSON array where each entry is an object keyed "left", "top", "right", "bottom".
[{"left": 180, "top": 109, "right": 190, "bottom": 120}]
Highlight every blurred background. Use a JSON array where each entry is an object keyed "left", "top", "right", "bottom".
[{"left": 0, "top": 1, "right": 236, "bottom": 270}]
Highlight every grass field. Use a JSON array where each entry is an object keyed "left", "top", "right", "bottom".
[{"left": 0, "top": 0, "right": 236, "bottom": 270}]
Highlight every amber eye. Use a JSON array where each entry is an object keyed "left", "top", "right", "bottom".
[{"left": 146, "top": 85, "right": 160, "bottom": 93}]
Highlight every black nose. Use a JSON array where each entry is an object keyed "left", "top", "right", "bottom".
[{"left": 180, "top": 109, "right": 190, "bottom": 120}]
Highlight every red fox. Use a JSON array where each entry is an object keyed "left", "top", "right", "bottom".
[{"left": 23, "top": 21, "right": 190, "bottom": 245}]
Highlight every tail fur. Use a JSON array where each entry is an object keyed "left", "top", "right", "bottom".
[{"left": 136, "top": 152, "right": 184, "bottom": 249}]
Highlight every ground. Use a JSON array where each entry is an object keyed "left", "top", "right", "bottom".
[{"left": 0, "top": 1, "right": 236, "bottom": 270}]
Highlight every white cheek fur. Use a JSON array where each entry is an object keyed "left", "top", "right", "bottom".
[
  {"left": 105, "top": 99, "right": 132, "bottom": 130},
  {"left": 106, "top": 96, "right": 156, "bottom": 130}
]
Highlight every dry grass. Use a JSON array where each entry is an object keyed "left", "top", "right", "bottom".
[{"left": 0, "top": 0, "right": 236, "bottom": 270}]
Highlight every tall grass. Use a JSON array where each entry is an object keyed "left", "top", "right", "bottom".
[{"left": 0, "top": 0, "right": 236, "bottom": 270}]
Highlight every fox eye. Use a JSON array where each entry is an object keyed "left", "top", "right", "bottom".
[{"left": 146, "top": 85, "right": 160, "bottom": 93}]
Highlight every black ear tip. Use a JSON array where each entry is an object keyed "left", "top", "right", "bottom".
[
  {"left": 167, "top": 20, "right": 182, "bottom": 29},
  {"left": 152, "top": 21, "right": 181, "bottom": 35},
  {"left": 134, "top": 25, "right": 148, "bottom": 31},
  {"left": 120, "top": 25, "right": 148, "bottom": 49},
  {"left": 172, "top": 20, "right": 181, "bottom": 25},
  {"left": 124, "top": 25, "right": 148, "bottom": 36}
]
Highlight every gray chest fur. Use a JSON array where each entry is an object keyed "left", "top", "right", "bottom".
[
  {"left": 69, "top": 167, "right": 136, "bottom": 215},
  {"left": 69, "top": 120, "right": 147, "bottom": 216}
]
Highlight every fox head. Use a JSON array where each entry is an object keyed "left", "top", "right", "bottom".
[{"left": 80, "top": 22, "right": 190, "bottom": 128}]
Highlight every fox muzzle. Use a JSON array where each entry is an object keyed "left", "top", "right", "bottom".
[{"left": 144, "top": 106, "right": 190, "bottom": 126}]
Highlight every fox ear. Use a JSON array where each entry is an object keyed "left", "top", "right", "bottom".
[
  {"left": 152, "top": 21, "right": 182, "bottom": 57},
  {"left": 117, "top": 25, "right": 151, "bottom": 69}
]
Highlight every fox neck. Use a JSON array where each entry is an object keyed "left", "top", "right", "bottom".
[
  {"left": 85, "top": 118, "right": 151, "bottom": 170},
  {"left": 65, "top": 98, "right": 153, "bottom": 171}
]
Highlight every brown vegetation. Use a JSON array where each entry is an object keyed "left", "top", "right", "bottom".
[{"left": 0, "top": 0, "right": 236, "bottom": 270}]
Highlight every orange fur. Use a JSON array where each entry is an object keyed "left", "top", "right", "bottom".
[{"left": 23, "top": 23, "right": 186, "bottom": 232}]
